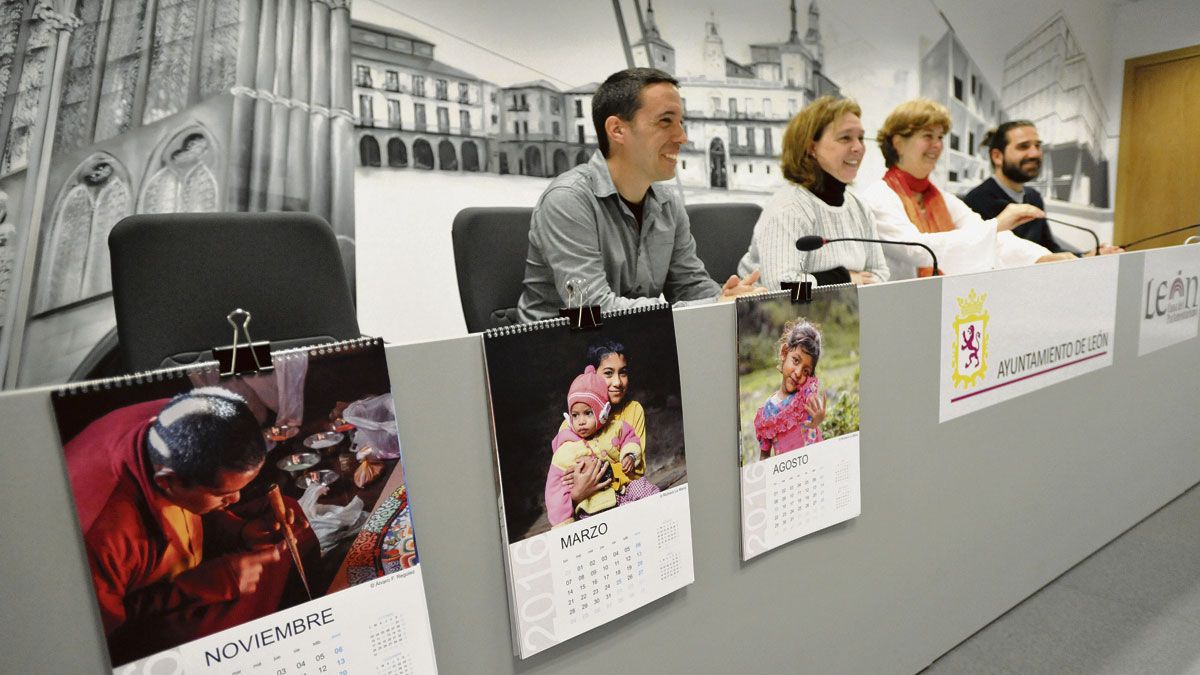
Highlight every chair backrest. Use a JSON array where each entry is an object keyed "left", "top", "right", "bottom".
[
  {"left": 685, "top": 202, "right": 762, "bottom": 282},
  {"left": 451, "top": 207, "right": 533, "bottom": 333},
  {"left": 109, "top": 212, "right": 359, "bottom": 373}
]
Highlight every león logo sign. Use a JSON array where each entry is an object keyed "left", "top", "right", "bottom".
[
  {"left": 951, "top": 290, "right": 989, "bottom": 389},
  {"left": 1143, "top": 270, "right": 1199, "bottom": 324}
]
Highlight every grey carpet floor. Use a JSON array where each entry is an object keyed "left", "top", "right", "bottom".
[{"left": 925, "top": 483, "right": 1200, "bottom": 675}]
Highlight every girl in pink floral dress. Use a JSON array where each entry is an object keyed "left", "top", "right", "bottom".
[{"left": 754, "top": 320, "right": 827, "bottom": 459}]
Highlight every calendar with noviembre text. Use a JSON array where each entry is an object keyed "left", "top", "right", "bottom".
[
  {"left": 483, "top": 306, "right": 694, "bottom": 658},
  {"left": 114, "top": 568, "right": 436, "bottom": 675},
  {"left": 51, "top": 340, "right": 438, "bottom": 673},
  {"left": 736, "top": 287, "right": 862, "bottom": 560}
]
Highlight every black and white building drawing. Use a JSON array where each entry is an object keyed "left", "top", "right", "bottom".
[
  {"left": 920, "top": 29, "right": 1005, "bottom": 195},
  {"left": 918, "top": 11, "right": 1111, "bottom": 208},
  {"left": 351, "top": 21, "right": 496, "bottom": 173},
  {"left": 1002, "top": 11, "right": 1109, "bottom": 209},
  {"left": 353, "top": 0, "right": 840, "bottom": 193},
  {"left": 674, "top": 2, "right": 839, "bottom": 191},
  {"left": 0, "top": 0, "right": 357, "bottom": 387}
]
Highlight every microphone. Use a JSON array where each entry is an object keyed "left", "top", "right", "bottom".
[
  {"left": 1044, "top": 217, "right": 1099, "bottom": 256},
  {"left": 1118, "top": 223, "right": 1200, "bottom": 250},
  {"left": 796, "top": 235, "right": 939, "bottom": 276},
  {"left": 794, "top": 235, "right": 826, "bottom": 251}
]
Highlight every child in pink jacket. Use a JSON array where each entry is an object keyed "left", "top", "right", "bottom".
[
  {"left": 754, "top": 320, "right": 827, "bottom": 459},
  {"left": 545, "top": 366, "right": 659, "bottom": 526}
]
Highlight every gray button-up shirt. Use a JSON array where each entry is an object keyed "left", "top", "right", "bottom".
[{"left": 517, "top": 152, "right": 722, "bottom": 322}]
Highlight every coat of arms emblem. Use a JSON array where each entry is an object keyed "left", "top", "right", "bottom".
[{"left": 951, "top": 290, "right": 989, "bottom": 389}]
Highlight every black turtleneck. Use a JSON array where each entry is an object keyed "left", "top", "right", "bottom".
[
  {"left": 807, "top": 168, "right": 852, "bottom": 286},
  {"left": 811, "top": 168, "right": 847, "bottom": 207}
]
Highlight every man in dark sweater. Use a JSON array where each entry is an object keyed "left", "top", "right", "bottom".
[
  {"left": 963, "top": 121, "right": 1070, "bottom": 252},
  {"left": 965, "top": 122, "right": 1122, "bottom": 257}
]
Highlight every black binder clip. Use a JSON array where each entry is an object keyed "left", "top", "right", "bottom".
[
  {"left": 781, "top": 280, "right": 813, "bottom": 304},
  {"left": 558, "top": 279, "right": 602, "bottom": 330},
  {"left": 213, "top": 308, "right": 273, "bottom": 377}
]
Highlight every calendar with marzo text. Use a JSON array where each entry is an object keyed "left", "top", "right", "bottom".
[{"left": 483, "top": 306, "right": 695, "bottom": 658}]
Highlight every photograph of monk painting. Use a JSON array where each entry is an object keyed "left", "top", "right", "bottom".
[{"left": 51, "top": 343, "right": 407, "bottom": 667}]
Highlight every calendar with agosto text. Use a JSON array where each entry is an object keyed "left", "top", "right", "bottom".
[
  {"left": 735, "top": 287, "right": 862, "bottom": 560},
  {"left": 482, "top": 306, "right": 694, "bottom": 658}
]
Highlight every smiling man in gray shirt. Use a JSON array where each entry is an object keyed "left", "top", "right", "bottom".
[{"left": 516, "top": 68, "right": 763, "bottom": 322}]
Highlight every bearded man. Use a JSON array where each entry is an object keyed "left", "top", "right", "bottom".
[
  {"left": 964, "top": 121, "right": 1121, "bottom": 257},
  {"left": 964, "top": 121, "right": 1069, "bottom": 252}
]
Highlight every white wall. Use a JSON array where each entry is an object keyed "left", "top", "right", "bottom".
[
  {"left": 1104, "top": 0, "right": 1200, "bottom": 196},
  {"left": 1107, "top": 0, "right": 1200, "bottom": 127}
]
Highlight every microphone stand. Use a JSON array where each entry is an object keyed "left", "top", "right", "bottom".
[
  {"left": 1044, "top": 217, "right": 1099, "bottom": 256},
  {"left": 1119, "top": 223, "right": 1200, "bottom": 250},
  {"left": 811, "top": 236, "right": 940, "bottom": 277}
]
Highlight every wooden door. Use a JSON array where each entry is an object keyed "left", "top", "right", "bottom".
[{"left": 1114, "top": 44, "right": 1200, "bottom": 248}]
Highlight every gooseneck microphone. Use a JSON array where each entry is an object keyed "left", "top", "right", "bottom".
[
  {"left": 794, "top": 235, "right": 828, "bottom": 251},
  {"left": 1044, "top": 217, "right": 1100, "bottom": 256},
  {"left": 1118, "top": 223, "right": 1200, "bottom": 250},
  {"left": 796, "top": 235, "right": 940, "bottom": 276}
]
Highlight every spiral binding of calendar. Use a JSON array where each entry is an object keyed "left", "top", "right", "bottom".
[
  {"left": 55, "top": 360, "right": 219, "bottom": 398},
  {"left": 484, "top": 317, "right": 569, "bottom": 338},
  {"left": 483, "top": 303, "right": 675, "bottom": 339},
  {"left": 55, "top": 335, "right": 382, "bottom": 397},
  {"left": 284, "top": 335, "right": 380, "bottom": 358},
  {"left": 734, "top": 282, "right": 855, "bottom": 307},
  {"left": 601, "top": 301, "right": 670, "bottom": 319},
  {"left": 736, "top": 289, "right": 789, "bottom": 306}
]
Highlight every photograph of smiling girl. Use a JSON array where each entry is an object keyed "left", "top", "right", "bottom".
[
  {"left": 736, "top": 288, "right": 861, "bottom": 467},
  {"left": 484, "top": 308, "right": 687, "bottom": 544}
]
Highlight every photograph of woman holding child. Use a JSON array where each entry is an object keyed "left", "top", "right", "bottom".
[{"left": 483, "top": 309, "right": 687, "bottom": 542}]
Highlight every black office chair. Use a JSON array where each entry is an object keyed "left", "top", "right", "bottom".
[
  {"left": 451, "top": 207, "right": 533, "bottom": 334},
  {"left": 685, "top": 202, "right": 762, "bottom": 281},
  {"left": 109, "top": 212, "right": 360, "bottom": 373}
]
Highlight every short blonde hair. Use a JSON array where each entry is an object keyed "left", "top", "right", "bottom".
[
  {"left": 780, "top": 96, "right": 863, "bottom": 190},
  {"left": 875, "top": 98, "right": 952, "bottom": 168}
]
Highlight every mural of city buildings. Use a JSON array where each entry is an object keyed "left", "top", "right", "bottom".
[
  {"left": 0, "top": 0, "right": 1131, "bottom": 385},
  {"left": 1001, "top": 12, "right": 1109, "bottom": 208},
  {"left": 351, "top": 22, "right": 495, "bottom": 173},
  {"left": 353, "top": 0, "right": 839, "bottom": 193},
  {"left": 920, "top": 29, "right": 1004, "bottom": 195},
  {"left": 919, "top": 12, "right": 1109, "bottom": 208},
  {"left": 0, "top": 0, "right": 357, "bottom": 387}
]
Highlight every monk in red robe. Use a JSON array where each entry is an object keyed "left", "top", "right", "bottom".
[{"left": 64, "top": 387, "right": 313, "bottom": 666}]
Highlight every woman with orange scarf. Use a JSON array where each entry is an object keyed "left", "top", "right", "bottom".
[{"left": 861, "top": 99, "right": 1073, "bottom": 279}]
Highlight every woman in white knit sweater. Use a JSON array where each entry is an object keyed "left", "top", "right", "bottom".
[{"left": 738, "top": 96, "right": 889, "bottom": 289}]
